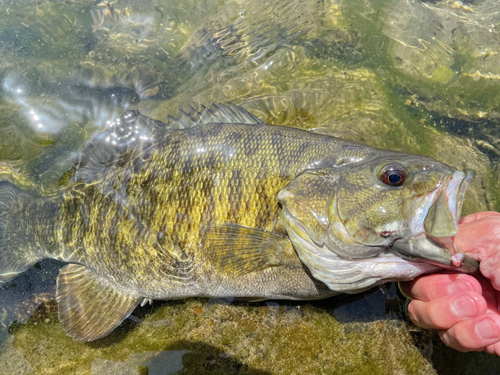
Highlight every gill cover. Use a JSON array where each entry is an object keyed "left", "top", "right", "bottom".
[{"left": 277, "top": 169, "right": 382, "bottom": 259}]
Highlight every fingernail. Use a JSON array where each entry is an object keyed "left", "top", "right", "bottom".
[
  {"left": 448, "top": 279, "right": 476, "bottom": 294},
  {"left": 476, "top": 319, "right": 498, "bottom": 339},
  {"left": 451, "top": 295, "right": 478, "bottom": 317}
]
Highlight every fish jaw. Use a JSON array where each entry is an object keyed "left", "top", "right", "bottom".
[
  {"left": 391, "top": 169, "right": 478, "bottom": 272},
  {"left": 281, "top": 204, "right": 439, "bottom": 293},
  {"left": 284, "top": 217, "right": 441, "bottom": 293},
  {"left": 389, "top": 233, "right": 478, "bottom": 273}
]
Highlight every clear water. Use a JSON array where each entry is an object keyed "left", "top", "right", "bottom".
[{"left": 1, "top": 0, "right": 500, "bottom": 373}]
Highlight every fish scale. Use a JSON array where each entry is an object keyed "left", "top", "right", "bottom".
[{"left": 0, "top": 103, "right": 478, "bottom": 341}]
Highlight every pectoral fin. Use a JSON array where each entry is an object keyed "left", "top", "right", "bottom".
[
  {"left": 56, "top": 264, "right": 142, "bottom": 342},
  {"left": 205, "top": 224, "right": 291, "bottom": 276}
]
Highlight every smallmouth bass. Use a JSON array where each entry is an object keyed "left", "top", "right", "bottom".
[{"left": 0, "top": 103, "right": 477, "bottom": 341}]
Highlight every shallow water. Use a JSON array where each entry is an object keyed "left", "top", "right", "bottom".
[{"left": 1, "top": 0, "right": 500, "bottom": 373}]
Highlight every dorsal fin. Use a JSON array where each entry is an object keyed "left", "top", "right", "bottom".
[
  {"left": 73, "top": 103, "right": 264, "bottom": 184},
  {"left": 73, "top": 110, "right": 165, "bottom": 183},
  {"left": 165, "top": 102, "right": 265, "bottom": 129}
]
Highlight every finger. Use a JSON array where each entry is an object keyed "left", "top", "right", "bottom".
[
  {"left": 479, "top": 257, "right": 500, "bottom": 293},
  {"left": 454, "top": 216, "right": 500, "bottom": 291},
  {"left": 454, "top": 216, "right": 500, "bottom": 259},
  {"left": 485, "top": 341, "right": 500, "bottom": 356},
  {"left": 400, "top": 274, "right": 482, "bottom": 302},
  {"left": 408, "top": 291, "right": 487, "bottom": 330},
  {"left": 439, "top": 314, "right": 500, "bottom": 352},
  {"left": 459, "top": 211, "right": 500, "bottom": 224},
  {"left": 475, "top": 275, "right": 500, "bottom": 313}
]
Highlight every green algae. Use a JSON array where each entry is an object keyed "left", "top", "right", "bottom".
[
  {"left": 341, "top": 0, "right": 500, "bottom": 155},
  {"left": 6, "top": 296, "right": 500, "bottom": 375},
  {"left": 1, "top": 1, "right": 500, "bottom": 374},
  {"left": 2, "top": 299, "right": 421, "bottom": 374}
]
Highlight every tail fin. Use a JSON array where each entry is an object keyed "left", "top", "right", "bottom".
[{"left": 0, "top": 181, "right": 42, "bottom": 285}]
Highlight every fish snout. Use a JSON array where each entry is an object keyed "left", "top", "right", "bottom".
[
  {"left": 423, "top": 169, "right": 475, "bottom": 238},
  {"left": 393, "top": 169, "right": 478, "bottom": 272}
]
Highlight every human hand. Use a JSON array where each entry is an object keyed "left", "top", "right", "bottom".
[{"left": 400, "top": 211, "right": 500, "bottom": 355}]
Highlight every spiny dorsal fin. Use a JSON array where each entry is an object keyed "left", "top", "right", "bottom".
[
  {"left": 166, "top": 103, "right": 265, "bottom": 129},
  {"left": 74, "top": 110, "right": 166, "bottom": 184},
  {"left": 205, "top": 224, "right": 289, "bottom": 276},
  {"left": 56, "top": 264, "right": 142, "bottom": 341},
  {"left": 74, "top": 104, "right": 264, "bottom": 184}
]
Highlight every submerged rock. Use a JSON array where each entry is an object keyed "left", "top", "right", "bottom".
[
  {"left": 90, "top": 350, "right": 188, "bottom": 375},
  {"left": 0, "top": 337, "right": 32, "bottom": 375},
  {"left": 355, "top": 0, "right": 500, "bottom": 158},
  {"left": 5, "top": 295, "right": 500, "bottom": 374},
  {"left": 1, "top": 1, "right": 500, "bottom": 374}
]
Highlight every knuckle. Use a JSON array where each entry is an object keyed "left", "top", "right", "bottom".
[
  {"left": 439, "top": 330, "right": 470, "bottom": 352},
  {"left": 426, "top": 303, "right": 446, "bottom": 328}
]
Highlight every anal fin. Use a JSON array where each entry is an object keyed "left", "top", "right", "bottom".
[
  {"left": 205, "top": 224, "right": 291, "bottom": 276},
  {"left": 56, "top": 264, "right": 141, "bottom": 341}
]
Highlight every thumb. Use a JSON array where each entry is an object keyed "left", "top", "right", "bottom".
[
  {"left": 454, "top": 214, "right": 500, "bottom": 291},
  {"left": 459, "top": 211, "right": 500, "bottom": 225}
]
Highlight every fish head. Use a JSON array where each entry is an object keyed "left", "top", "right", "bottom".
[{"left": 277, "top": 153, "right": 477, "bottom": 293}]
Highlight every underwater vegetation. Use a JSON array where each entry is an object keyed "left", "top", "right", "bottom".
[{"left": 1, "top": 0, "right": 500, "bottom": 373}]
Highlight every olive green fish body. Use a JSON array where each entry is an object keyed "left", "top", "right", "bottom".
[
  {"left": 0, "top": 103, "right": 477, "bottom": 341},
  {"left": 52, "top": 123, "right": 364, "bottom": 298}
]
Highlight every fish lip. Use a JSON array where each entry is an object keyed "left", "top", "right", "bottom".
[
  {"left": 410, "top": 169, "right": 474, "bottom": 238},
  {"left": 453, "top": 169, "right": 475, "bottom": 220},
  {"left": 391, "top": 169, "right": 478, "bottom": 272},
  {"left": 442, "top": 169, "right": 475, "bottom": 229},
  {"left": 387, "top": 244, "right": 478, "bottom": 273}
]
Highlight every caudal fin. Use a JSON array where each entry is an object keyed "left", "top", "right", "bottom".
[{"left": 0, "top": 181, "right": 41, "bottom": 285}]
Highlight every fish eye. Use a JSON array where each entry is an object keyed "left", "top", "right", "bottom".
[{"left": 379, "top": 164, "right": 406, "bottom": 187}]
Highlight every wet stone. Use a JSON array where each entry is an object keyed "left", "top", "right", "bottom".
[
  {"left": 2, "top": 1, "right": 500, "bottom": 374},
  {"left": 0, "top": 337, "right": 33, "bottom": 375},
  {"left": 91, "top": 350, "right": 189, "bottom": 375}
]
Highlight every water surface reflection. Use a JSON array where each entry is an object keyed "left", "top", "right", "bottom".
[{"left": 1, "top": 0, "right": 500, "bottom": 373}]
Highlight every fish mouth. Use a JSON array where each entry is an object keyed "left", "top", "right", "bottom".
[
  {"left": 282, "top": 208, "right": 443, "bottom": 293},
  {"left": 423, "top": 169, "right": 474, "bottom": 238},
  {"left": 391, "top": 169, "right": 478, "bottom": 272}
]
